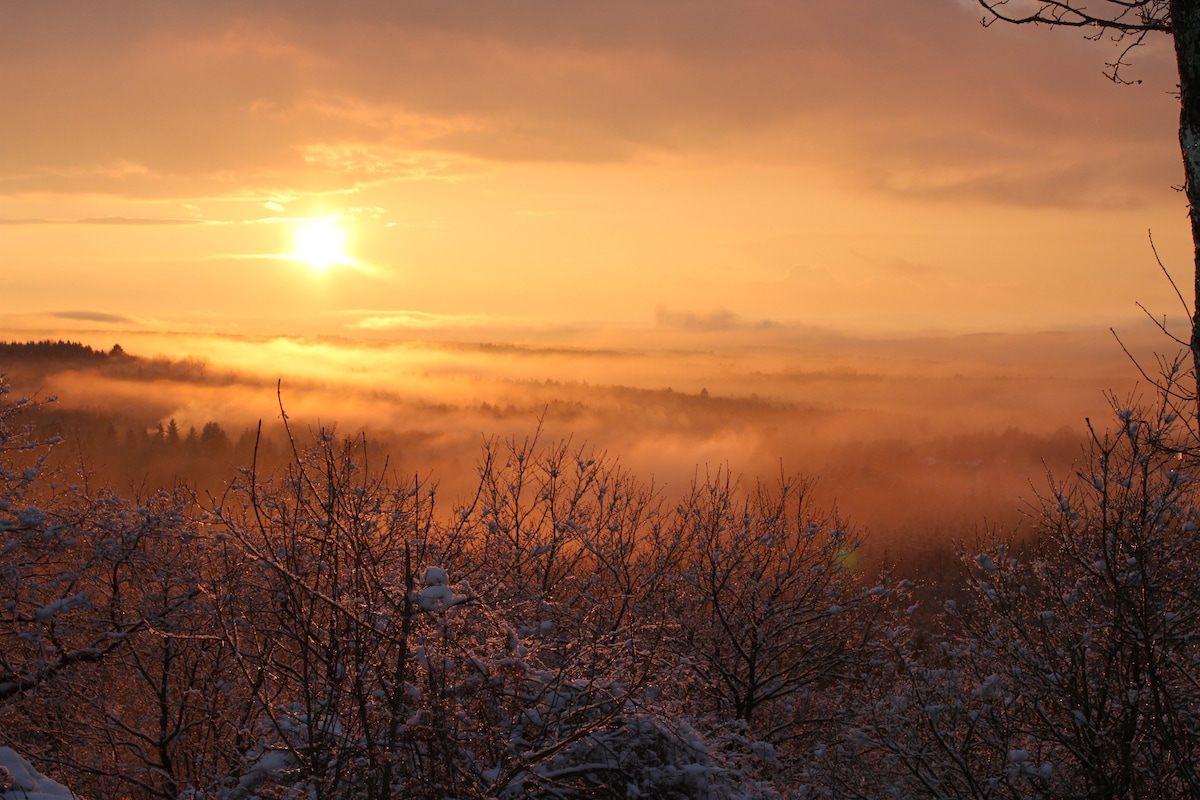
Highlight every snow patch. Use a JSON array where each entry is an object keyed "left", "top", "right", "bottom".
[{"left": 0, "top": 748, "right": 77, "bottom": 799}]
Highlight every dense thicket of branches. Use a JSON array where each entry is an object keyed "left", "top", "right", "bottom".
[
  {"left": 4, "top": 372, "right": 1200, "bottom": 798},
  {"left": 0, "top": 376, "right": 892, "bottom": 799}
]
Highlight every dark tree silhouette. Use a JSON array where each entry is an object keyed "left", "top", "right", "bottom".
[{"left": 978, "top": 1, "right": 1200, "bottom": 416}]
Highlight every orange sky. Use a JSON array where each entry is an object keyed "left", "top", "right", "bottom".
[{"left": 0, "top": 1, "right": 1193, "bottom": 339}]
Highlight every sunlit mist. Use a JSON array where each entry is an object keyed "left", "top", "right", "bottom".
[{"left": 0, "top": 322, "right": 1162, "bottom": 568}]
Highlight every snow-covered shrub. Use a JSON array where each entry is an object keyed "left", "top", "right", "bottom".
[
  {"left": 0, "top": 382, "right": 903, "bottom": 798},
  {"left": 843, "top": 402, "right": 1200, "bottom": 798},
  {"left": 445, "top": 432, "right": 677, "bottom": 640},
  {"left": 208, "top": 427, "right": 786, "bottom": 799},
  {"left": 0, "top": 374, "right": 258, "bottom": 799},
  {"left": 668, "top": 471, "right": 891, "bottom": 767},
  {"left": 522, "top": 712, "right": 717, "bottom": 799},
  {"left": 0, "top": 378, "right": 120, "bottom": 704},
  {"left": 207, "top": 425, "right": 444, "bottom": 800},
  {"left": 1, "top": 483, "right": 241, "bottom": 800}
]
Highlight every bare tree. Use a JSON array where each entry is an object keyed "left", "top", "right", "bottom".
[{"left": 977, "top": 1, "right": 1200, "bottom": 410}]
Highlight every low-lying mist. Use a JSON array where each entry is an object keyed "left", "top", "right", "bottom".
[{"left": 0, "top": 321, "right": 1167, "bottom": 573}]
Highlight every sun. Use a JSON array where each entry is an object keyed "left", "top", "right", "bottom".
[{"left": 292, "top": 217, "right": 348, "bottom": 271}]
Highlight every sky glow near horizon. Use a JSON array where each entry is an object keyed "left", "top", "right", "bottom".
[{"left": 0, "top": 1, "right": 1193, "bottom": 343}]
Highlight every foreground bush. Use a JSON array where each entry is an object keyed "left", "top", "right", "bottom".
[
  {"left": 835, "top": 400, "right": 1200, "bottom": 799},
  {"left": 16, "top": 376, "right": 1198, "bottom": 798},
  {"left": 0, "top": 382, "right": 890, "bottom": 799}
]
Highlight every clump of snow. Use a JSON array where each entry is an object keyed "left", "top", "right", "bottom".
[
  {"left": 413, "top": 565, "right": 468, "bottom": 611},
  {"left": 236, "top": 747, "right": 301, "bottom": 792},
  {"left": 34, "top": 592, "right": 89, "bottom": 621},
  {"left": 4, "top": 506, "right": 46, "bottom": 529},
  {"left": 0, "top": 748, "right": 77, "bottom": 799}
]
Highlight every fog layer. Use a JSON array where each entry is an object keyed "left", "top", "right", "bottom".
[{"left": 0, "top": 323, "right": 1161, "bottom": 568}]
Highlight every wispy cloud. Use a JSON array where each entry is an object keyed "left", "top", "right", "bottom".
[
  {"left": 656, "top": 306, "right": 780, "bottom": 332},
  {"left": 350, "top": 310, "right": 499, "bottom": 330},
  {"left": 50, "top": 310, "right": 137, "bottom": 324},
  {"left": 0, "top": 216, "right": 205, "bottom": 225}
]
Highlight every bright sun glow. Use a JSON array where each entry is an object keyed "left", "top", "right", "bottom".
[{"left": 293, "top": 218, "right": 348, "bottom": 271}]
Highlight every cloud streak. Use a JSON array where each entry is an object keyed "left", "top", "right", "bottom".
[
  {"left": 0, "top": 217, "right": 206, "bottom": 225},
  {"left": 49, "top": 310, "right": 137, "bottom": 324},
  {"left": 655, "top": 306, "right": 780, "bottom": 332}
]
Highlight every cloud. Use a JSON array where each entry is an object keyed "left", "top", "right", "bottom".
[
  {"left": 349, "top": 310, "right": 499, "bottom": 330},
  {"left": 80, "top": 216, "right": 204, "bottom": 225},
  {"left": 655, "top": 306, "right": 779, "bottom": 332},
  {"left": 858, "top": 134, "right": 1179, "bottom": 209},
  {"left": 299, "top": 144, "right": 482, "bottom": 181},
  {"left": 49, "top": 310, "right": 137, "bottom": 324},
  {"left": 0, "top": 1, "right": 1179, "bottom": 207},
  {"left": 0, "top": 216, "right": 204, "bottom": 225}
]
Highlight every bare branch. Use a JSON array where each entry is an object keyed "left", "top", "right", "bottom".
[
  {"left": 1149, "top": 229, "right": 1191, "bottom": 319},
  {"left": 978, "top": 0, "right": 1171, "bottom": 34}
]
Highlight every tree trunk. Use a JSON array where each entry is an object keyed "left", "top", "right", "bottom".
[{"left": 1174, "top": 1, "right": 1200, "bottom": 413}]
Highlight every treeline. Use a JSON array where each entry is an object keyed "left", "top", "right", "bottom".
[
  {"left": 0, "top": 339, "right": 128, "bottom": 364},
  {"left": 20, "top": 405, "right": 287, "bottom": 495},
  {"left": 1, "top": 339, "right": 228, "bottom": 387},
  {"left": 3, "top": 376, "right": 1200, "bottom": 798}
]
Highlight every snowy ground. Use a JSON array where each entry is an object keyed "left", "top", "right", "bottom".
[{"left": 0, "top": 748, "right": 76, "bottom": 799}]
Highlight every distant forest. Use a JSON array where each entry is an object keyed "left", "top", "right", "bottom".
[
  {"left": 0, "top": 340, "right": 287, "bottom": 492},
  {"left": 0, "top": 338, "right": 127, "bottom": 361},
  {"left": 1, "top": 338, "right": 222, "bottom": 385}
]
